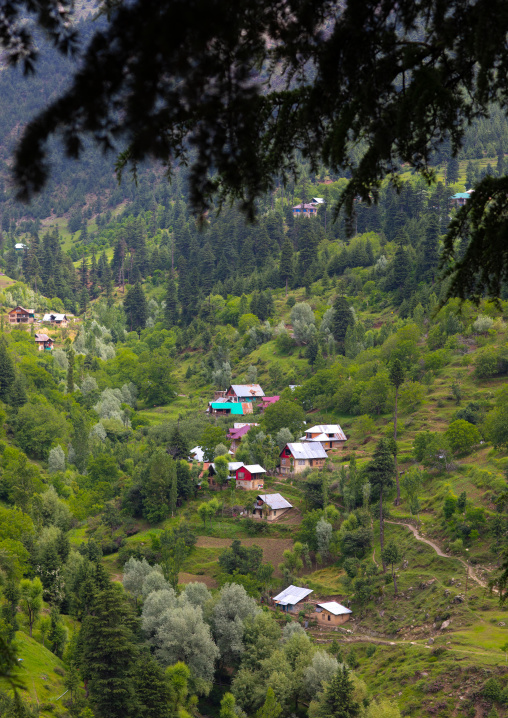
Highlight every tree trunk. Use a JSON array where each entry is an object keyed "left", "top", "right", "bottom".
[
  {"left": 392, "top": 568, "right": 397, "bottom": 594},
  {"left": 394, "top": 387, "right": 400, "bottom": 505},
  {"left": 380, "top": 489, "right": 386, "bottom": 572},
  {"left": 285, "top": 276, "right": 288, "bottom": 297}
]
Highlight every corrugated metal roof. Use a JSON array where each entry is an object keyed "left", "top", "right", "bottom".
[
  {"left": 189, "top": 446, "right": 205, "bottom": 462},
  {"left": 43, "top": 313, "right": 67, "bottom": 322},
  {"left": 273, "top": 585, "right": 313, "bottom": 604},
  {"left": 257, "top": 494, "right": 292, "bottom": 510},
  {"left": 243, "top": 464, "right": 266, "bottom": 474},
  {"left": 307, "top": 425, "right": 347, "bottom": 441},
  {"left": 450, "top": 192, "right": 470, "bottom": 199},
  {"left": 317, "top": 601, "right": 352, "bottom": 616},
  {"left": 34, "top": 333, "right": 51, "bottom": 341},
  {"left": 285, "top": 442, "right": 328, "bottom": 459},
  {"left": 229, "top": 384, "right": 265, "bottom": 397}
]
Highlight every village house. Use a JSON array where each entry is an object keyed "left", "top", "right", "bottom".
[
  {"left": 235, "top": 464, "right": 266, "bottom": 490},
  {"left": 301, "top": 424, "right": 347, "bottom": 451},
  {"left": 253, "top": 493, "right": 292, "bottom": 521},
  {"left": 315, "top": 601, "right": 352, "bottom": 626},
  {"left": 278, "top": 442, "right": 327, "bottom": 475},
  {"left": 8, "top": 306, "right": 35, "bottom": 324},
  {"left": 14, "top": 243, "right": 27, "bottom": 251},
  {"left": 207, "top": 399, "right": 247, "bottom": 416},
  {"left": 208, "top": 461, "right": 244, "bottom": 488},
  {"left": 227, "top": 423, "right": 259, "bottom": 453},
  {"left": 225, "top": 384, "right": 265, "bottom": 403},
  {"left": 258, "top": 395, "right": 280, "bottom": 412},
  {"left": 273, "top": 585, "right": 313, "bottom": 612},
  {"left": 450, "top": 191, "right": 473, "bottom": 207},
  {"left": 292, "top": 203, "right": 318, "bottom": 218},
  {"left": 34, "top": 333, "right": 54, "bottom": 351},
  {"left": 43, "top": 313, "right": 69, "bottom": 327}
]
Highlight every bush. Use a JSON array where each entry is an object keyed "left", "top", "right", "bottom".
[
  {"left": 445, "top": 419, "right": 481, "bottom": 455},
  {"left": 473, "top": 315, "right": 494, "bottom": 334},
  {"left": 482, "top": 678, "right": 503, "bottom": 703}
]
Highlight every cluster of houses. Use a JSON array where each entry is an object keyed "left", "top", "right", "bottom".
[
  {"left": 8, "top": 306, "right": 69, "bottom": 328},
  {"left": 7, "top": 306, "right": 72, "bottom": 352},
  {"left": 292, "top": 197, "right": 325, "bottom": 218},
  {"left": 272, "top": 585, "right": 352, "bottom": 625}
]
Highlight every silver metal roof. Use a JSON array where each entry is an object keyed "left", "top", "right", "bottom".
[
  {"left": 286, "top": 442, "right": 328, "bottom": 459},
  {"left": 229, "top": 384, "right": 265, "bottom": 397},
  {"left": 257, "top": 493, "right": 292, "bottom": 510},
  {"left": 273, "top": 585, "right": 313, "bottom": 605},
  {"left": 306, "top": 425, "right": 347, "bottom": 441},
  {"left": 243, "top": 464, "right": 266, "bottom": 474},
  {"left": 317, "top": 601, "right": 352, "bottom": 615}
]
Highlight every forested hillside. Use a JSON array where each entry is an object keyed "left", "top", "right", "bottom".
[{"left": 3, "top": 24, "right": 508, "bottom": 718}]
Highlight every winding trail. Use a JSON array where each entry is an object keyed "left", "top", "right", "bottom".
[{"left": 385, "top": 520, "right": 490, "bottom": 589}]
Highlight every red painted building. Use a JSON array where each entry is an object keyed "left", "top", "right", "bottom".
[{"left": 235, "top": 464, "right": 266, "bottom": 490}]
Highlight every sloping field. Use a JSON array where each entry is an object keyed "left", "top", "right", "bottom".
[{"left": 195, "top": 536, "right": 294, "bottom": 576}]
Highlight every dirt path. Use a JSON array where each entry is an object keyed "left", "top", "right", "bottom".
[{"left": 386, "top": 520, "right": 490, "bottom": 589}]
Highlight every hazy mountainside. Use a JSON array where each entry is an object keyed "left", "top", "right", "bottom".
[{"left": 3, "top": 36, "right": 508, "bottom": 718}]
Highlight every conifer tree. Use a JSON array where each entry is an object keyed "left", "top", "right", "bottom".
[
  {"left": 314, "top": 666, "right": 359, "bottom": 718},
  {"left": 124, "top": 281, "right": 148, "bottom": 332},
  {"left": 132, "top": 654, "right": 172, "bottom": 718},
  {"left": 332, "top": 296, "right": 354, "bottom": 352},
  {"left": 168, "top": 423, "right": 188, "bottom": 460},
  {"left": 9, "top": 375, "right": 27, "bottom": 409},
  {"left": 279, "top": 235, "right": 294, "bottom": 296},
  {"left": 66, "top": 348, "right": 75, "bottom": 394},
  {"left": 165, "top": 272, "right": 178, "bottom": 327},
  {"left": 79, "top": 582, "right": 137, "bottom": 718},
  {"left": 0, "top": 341, "right": 15, "bottom": 402},
  {"left": 170, "top": 461, "right": 177, "bottom": 518}
]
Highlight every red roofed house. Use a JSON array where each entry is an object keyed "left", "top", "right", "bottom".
[
  {"left": 259, "top": 396, "right": 280, "bottom": 412},
  {"left": 235, "top": 464, "right": 266, "bottom": 490},
  {"left": 227, "top": 424, "right": 251, "bottom": 453},
  {"left": 34, "top": 333, "right": 54, "bottom": 351}
]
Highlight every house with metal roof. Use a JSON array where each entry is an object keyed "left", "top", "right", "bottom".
[
  {"left": 208, "top": 401, "right": 245, "bottom": 416},
  {"left": 259, "top": 395, "right": 280, "bottom": 412},
  {"left": 8, "top": 306, "right": 34, "bottom": 324},
  {"left": 43, "top": 313, "right": 69, "bottom": 327},
  {"left": 225, "top": 384, "right": 265, "bottom": 402},
  {"left": 236, "top": 464, "right": 266, "bottom": 490},
  {"left": 292, "top": 203, "right": 318, "bottom": 218},
  {"left": 278, "top": 442, "right": 327, "bottom": 475},
  {"left": 301, "top": 424, "right": 347, "bottom": 451},
  {"left": 253, "top": 493, "right": 292, "bottom": 521},
  {"left": 34, "top": 333, "right": 54, "bottom": 351},
  {"left": 450, "top": 191, "right": 472, "bottom": 207},
  {"left": 316, "top": 601, "right": 352, "bottom": 626},
  {"left": 273, "top": 585, "right": 313, "bottom": 612}
]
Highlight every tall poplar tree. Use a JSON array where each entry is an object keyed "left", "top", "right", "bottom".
[
  {"left": 389, "top": 358, "right": 404, "bottom": 505},
  {"left": 367, "top": 439, "right": 395, "bottom": 564}
]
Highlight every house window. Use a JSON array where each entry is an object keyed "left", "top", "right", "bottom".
[
  {"left": 273, "top": 510, "right": 277, "bottom": 515},
  {"left": 238, "top": 472, "right": 245, "bottom": 479},
  {"left": 281, "top": 458, "right": 287, "bottom": 465},
  {"left": 327, "top": 615, "right": 330, "bottom": 621},
  {"left": 298, "top": 460, "right": 305, "bottom": 466}
]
